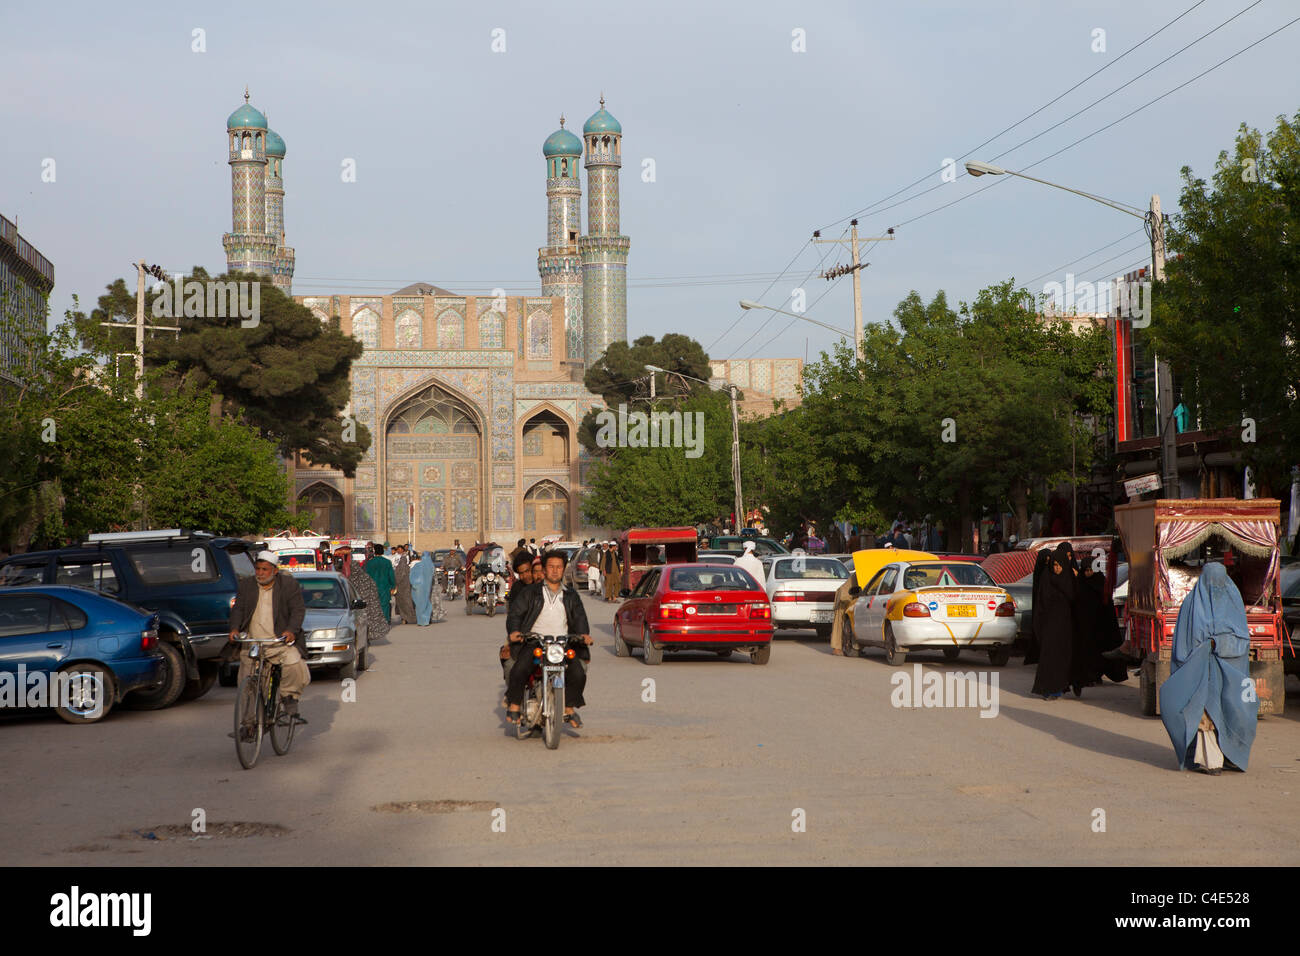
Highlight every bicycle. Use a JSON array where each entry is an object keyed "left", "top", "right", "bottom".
[{"left": 232, "top": 633, "right": 298, "bottom": 769}]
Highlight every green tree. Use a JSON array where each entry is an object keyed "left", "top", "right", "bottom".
[
  {"left": 1146, "top": 111, "right": 1300, "bottom": 494},
  {"left": 72, "top": 268, "right": 371, "bottom": 475}
]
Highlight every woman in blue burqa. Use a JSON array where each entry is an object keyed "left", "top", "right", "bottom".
[
  {"left": 410, "top": 551, "right": 435, "bottom": 626},
  {"left": 1159, "top": 562, "right": 1258, "bottom": 775}
]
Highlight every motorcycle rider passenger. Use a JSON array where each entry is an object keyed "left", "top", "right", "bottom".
[{"left": 505, "top": 549, "right": 592, "bottom": 728}]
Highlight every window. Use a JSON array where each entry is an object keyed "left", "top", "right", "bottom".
[
  {"left": 668, "top": 567, "right": 756, "bottom": 591},
  {"left": 51, "top": 597, "right": 87, "bottom": 630},
  {"left": 0, "top": 560, "right": 48, "bottom": 587},
  {"left": 875, "top": 568, "right": 899, "bottom": 595},
  {"left": 299, "top": 578, "right": 348, "bottom": 610},
  {"left": 632, "top": 569, "right": 659, "bottom": 598},
  {"left": 0, "top": 594, "right": 55, "bottom": 638},
  {"left": 774, "top": 558, "right": 849, "bottom": 580},
  {"left": 55, "top": 556, "right": 120, "bottom": 594},
  {"left": 902, "top": 563, "right": 995, "bottom": 590},
  {"left": 127, "top": 547, "right": 220, "bottom": 586},
  {"left": 227, "top": 550, "right": 256, "bottom": 581}
]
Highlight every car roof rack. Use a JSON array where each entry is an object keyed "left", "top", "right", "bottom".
[{"left": 83, "top": 529, "right": 213, "bottom": 544}]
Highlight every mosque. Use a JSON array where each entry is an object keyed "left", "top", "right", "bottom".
[{"left": 222, "top": 93, "right": 801, "bottom": 548}]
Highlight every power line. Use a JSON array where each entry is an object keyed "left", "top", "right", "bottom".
[{"left": 1019, "top": 229, "right": 1146, "bottom": 288}]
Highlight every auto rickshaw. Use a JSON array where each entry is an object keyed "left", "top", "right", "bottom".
[{"left": 1115, "top": 498, "right": 1287, "bottom": 717}]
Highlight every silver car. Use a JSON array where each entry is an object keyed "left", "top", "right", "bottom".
[
  {"left": 765, "top": 554, "right": 851, "bottom": 636},
  {"left": 298, "top": 572, "right": 369, "bottom": 679}
]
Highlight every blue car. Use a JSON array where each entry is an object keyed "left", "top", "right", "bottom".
[{"left": 0, "top": 586, "right": 164, "bottom": 724}]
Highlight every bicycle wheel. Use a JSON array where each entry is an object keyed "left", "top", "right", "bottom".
[
  {"left": 269, "top": 688, "right": 296, "bottom": 755},
  {"left": 234, "top": 675, "right": 264, "bottom": 769}
]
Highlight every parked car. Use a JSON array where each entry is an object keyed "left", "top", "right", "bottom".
[
  {"left": 562, "top": 545, "right": 602, "bottom": 590},
  {"left": 0, "top": 530, "right": 258, "bottom": 708},
  {"left": 843, "top": 558, "right": 1017, "bottom": 666},
  {"left": 613, "top": 563, "right": 773, "bottom": 664},
  {"left": 707, "top": 536, "right": 789, "bottom": 556},
  {"left": 764, "top": 554, "right": 851, "bottom": 637},
  {"left": 697, "top": 551, "right": 737, "bottom": 565},
  {"left": 0, "top": 586, "right": 164, "bottom": 723}
]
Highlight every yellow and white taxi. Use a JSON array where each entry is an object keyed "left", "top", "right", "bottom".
[{"left": 843, "top": 558, "right": 1016, "bottom": 666}]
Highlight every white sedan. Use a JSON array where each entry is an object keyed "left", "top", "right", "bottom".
[
  {"left": 845, "top": 559, "right": 1017, "bottom": 666},
  {"left": 763, "top": 554, "right": 851, "bottom": 637}
]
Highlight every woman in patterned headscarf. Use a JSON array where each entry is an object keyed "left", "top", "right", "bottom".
[{"left": 349, "top": 555, "right": 390, "bottom": 642}]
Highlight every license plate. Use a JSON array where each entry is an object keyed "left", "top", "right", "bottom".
[
  {"left": 947, "top": 605, "right": 976, "bottom": 618},
  {"left": 698, "top": 604, "right": 737, "bottom": 615},
  {"left": 809, "top": 610, "right": 833, "bottom": 623}
]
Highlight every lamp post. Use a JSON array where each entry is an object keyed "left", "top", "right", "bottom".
[
  {"left": 645, "top": 363, "right": 745, "bottom": 536},
  {"left": 965, "top": 160, "right": 1177, "bottom": 499}
]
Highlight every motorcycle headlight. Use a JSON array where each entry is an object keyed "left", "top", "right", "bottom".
[
  {"left": 545, "top": 644, "right": 565, "bottom": 664},
  {"left": 486, "top": 573, "right": 496, "bottom": 581}
]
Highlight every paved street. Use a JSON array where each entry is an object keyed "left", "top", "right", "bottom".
[{"left": 4, "top": 590, "right": 1298, "bottom": 866}]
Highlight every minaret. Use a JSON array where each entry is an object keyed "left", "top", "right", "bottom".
[
  {"left": 263, "top": 123, "right": 295, "bottom": 294},
  {"left": 222, "top": 89, "right": 277, "bottom": 280},
  {"left": 538, "top": 115, "right": 584, "bottom": 361},
  {"left": 578, "top": 96, "right": 630, "bottom": 366}
]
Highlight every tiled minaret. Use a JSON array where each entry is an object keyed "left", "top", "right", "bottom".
[
  {"left": 538, "top": 116, "right": 585, "bottom": 362},
  {"left": 264, "top": 123, "right": 295, "bottom": 294},
  {"left": 578, "top": 97, "right": 630, "bottom": 367},
  {"left": 222, "top": 89, "right": 278, "bottom": 280}
]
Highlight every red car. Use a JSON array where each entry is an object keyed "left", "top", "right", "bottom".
[{"left": 613, "top": 562, "right": 773, "bottom": 665}]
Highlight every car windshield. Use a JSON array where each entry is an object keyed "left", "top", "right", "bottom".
[
  {"left": 903, "top": 562, "right": 996, "bottom": 589},
  {"left": 774, "top": 558, "right": 849, "bottom": 580},
  {"left": 299, "top": 578, "right": 348, "bottom": 609},
  {"left": 668, "top": 567, "right": 759, "bottom": 592}
]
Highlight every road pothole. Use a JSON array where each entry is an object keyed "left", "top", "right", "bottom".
[
  {"left": 115, "top": 822, "right": 290, "bottom": 840},
  {"left": 372, "top": 800, "right": 496, "bottom": 814}
]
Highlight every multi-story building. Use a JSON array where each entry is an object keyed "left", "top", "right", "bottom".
[{"left": 0, "top": 212, "right": 55, "bottom": 386}]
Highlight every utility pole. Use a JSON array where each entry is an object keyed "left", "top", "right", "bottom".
[
  {"left": 1149, "top": 195, "right": 1178, "bottom": 499},
  {"left": 812, "top": 221, "right": 895, "bottom": 360},
  {"left": 101, "top": 260, "right": 178, "bottom": 401},
  {"left": 730, "top": 383, "right": 743, "bottom": 535}
]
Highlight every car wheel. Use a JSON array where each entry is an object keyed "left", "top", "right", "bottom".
[
  {"left": 357, "top": 642, "right": 369, "bottom": 672},
  {"left": 613, "top": 625, "right": 630, "bottom": 658},
  {"left": 180, "top": 662, "right": 219, "bottom": 701},
  {"left": 884, "top": 627, "right": 907, "bottom": 667},
  {"left": 641, "top": 624, "right": 662, "bottom": 665},
  {"left": 988, "top": 647, "right": 1010, "bottom": 667},
  {"left": 750, "top": 644, "right": 771, "bottom": 665},
  {"left": 339, "top": 658, "right": 357, "bottom": 680},
  {"left": 942, "top": 647, "right": 960, "bottom": 662},
  {"left": 841, "top": 613, "right": 860, "bottom": 658},
  {"left": 54, "top": 664, "right": 115, "bottom": 724},
  {"left": 127, "top": 641, "right": 187, "bottom": 709}
]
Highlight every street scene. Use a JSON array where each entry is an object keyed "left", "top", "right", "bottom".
[{"left": 2, "top": 0, "right": 1300, "bottom": 912}]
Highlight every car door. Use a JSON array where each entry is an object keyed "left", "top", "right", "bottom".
[
  {"left": 618, "top": 568, "right": 660, "bottom": 640},
  {"left": 858, "top": 566, "right": 899, "bottom": 644},
  {"left": 0, "top": 593, "right": 73, "bottom": 680}
]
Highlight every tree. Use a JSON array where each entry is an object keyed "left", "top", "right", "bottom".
[
  {"left": 1147, "top": 111, "right": 1300, "bottom": 494},
  {"left": 72, "top": 268, "right": 371, "bottom": 475}
]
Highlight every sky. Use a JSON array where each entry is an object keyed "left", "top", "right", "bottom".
[{"left": 3, "top": 0, "right": 1298, "bottom": 366}]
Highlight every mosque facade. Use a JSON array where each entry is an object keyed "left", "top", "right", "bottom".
[{"left": 222, "top": 93, "right": 800, "bottom": 548}]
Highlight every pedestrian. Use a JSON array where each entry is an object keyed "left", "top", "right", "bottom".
[
  {"left": 1024, "top": 549, "right": 1051, "bottom": 665},
  {"left": 317, "top": 538, "right": 333, "bottom": 571},
  {"left": 828, "top": 573, "right": 860, "bottom": 656},
  {"left": 528, "top": 537, "right": 539, "bottom": 556},
  {"left": 1031, "top": 543, "right": 1076, "bottom": 699},
  {"left": 365, "top": 542, "right": 396, "bottom": 622},
  {"left": 1159, "top": 562, "right": 1258, "bottom": 774},
  {"left": 348, "top": 556, "right": 390, "bottom": 642},
  {"left": 736, "top": 540, "right": 766, "bottom": 591},
  {"left": 410, "top": 550, "right": 443, "bottom": 625},
  {"left": 512, "top": 538, "right": 528, "bottom": 562},
  {"left": 588, "top": 543, "right": 602, "bottom": 593},
  {"left": 602, "top": 540, "right": 622, "bottom": 602},
  {"left": 1072, "top": 562, "right": 1128, "bottom": 685},
  {"left": 393, "top": 546, "right": 417, "bottom": 625}
]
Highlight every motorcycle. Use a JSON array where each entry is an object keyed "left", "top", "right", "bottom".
[
  {"left": 466, "top": 563, "right": 508, "bottom": 617},
  {"left": 438, "top": 566, "right": 463, "bottom": 601},
  {"left": 514, "top": 633, "right": 579, "bottom": 749}
]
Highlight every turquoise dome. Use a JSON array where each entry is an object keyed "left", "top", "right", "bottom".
[
  {"left": 583, "top": 104, "right": 621, "bottom": 135},
  {"left": 265, "top": 128, "right": 286, "bottom": 157},
  {"left": 543, "top": 126, "right": 582, "bottom": 157},
  {"left": 227, "top": 102, "right": 268, "bottom": 130}
]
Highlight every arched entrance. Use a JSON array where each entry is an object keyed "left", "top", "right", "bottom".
[
  {"left": 384, "top": 382, "right": 482, "bottom": 545},
  {"left": 523, "top": 480, "right": 570, "bottom": 537},
  {"left": 301, "top": 482, "right": 344, "bottom": 535}
]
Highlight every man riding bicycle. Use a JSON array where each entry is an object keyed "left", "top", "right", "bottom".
[
  {"left": 228, "top": 550, "right": 310, "bottom": 722},
  {"left": 505, "top": 549, "right": 591, "bottom": 727}
]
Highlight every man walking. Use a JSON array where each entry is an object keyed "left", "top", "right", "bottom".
[{"left": 602, "top": 540, "right": 622, "bottom": 602}]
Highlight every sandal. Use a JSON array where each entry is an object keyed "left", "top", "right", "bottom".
[{"left": 563, "top": 712, "right": 583, "bottom": 729}]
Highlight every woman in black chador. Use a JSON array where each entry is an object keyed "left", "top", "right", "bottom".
[
  {"left": 1071, "top": 562, "right": 1129, "bottom": 695},
  {"left": 1024, "top": 549, "right": 1052, "bottom": 665},
  {"left": 1031, "top": 543, "right": 1076, "bottom": 699}
]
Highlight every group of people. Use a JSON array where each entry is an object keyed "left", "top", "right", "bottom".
[
  {"left": 1028, "top": 542, "right": 1128, "bottom": 700},
  {"left": 316, "top": 539, "right": 456, "bottom": 636}
]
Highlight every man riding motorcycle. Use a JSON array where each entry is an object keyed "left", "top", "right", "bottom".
[
  {"left": 498, "top": 551, "right": 538, "bottom": 682},
  {"left": 505, "top": 550, "right": 592, "bottom": 728}
]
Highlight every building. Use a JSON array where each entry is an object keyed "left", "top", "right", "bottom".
[
  {"left": 0, "top": 212, "right": 55, "bottom": 386},
  {"left": 226, "top": 94, "right": 802, "bottom": 546}
]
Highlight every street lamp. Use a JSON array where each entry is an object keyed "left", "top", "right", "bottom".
[
  {"left": 645, "top": 363, "right": 745, "bottom": 536},
  {"left": 965, "top": 160, "right": 1178, "bottom": 499},
  {"left": 738, "top": 300, "right": 855, "bottom": 342}
]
